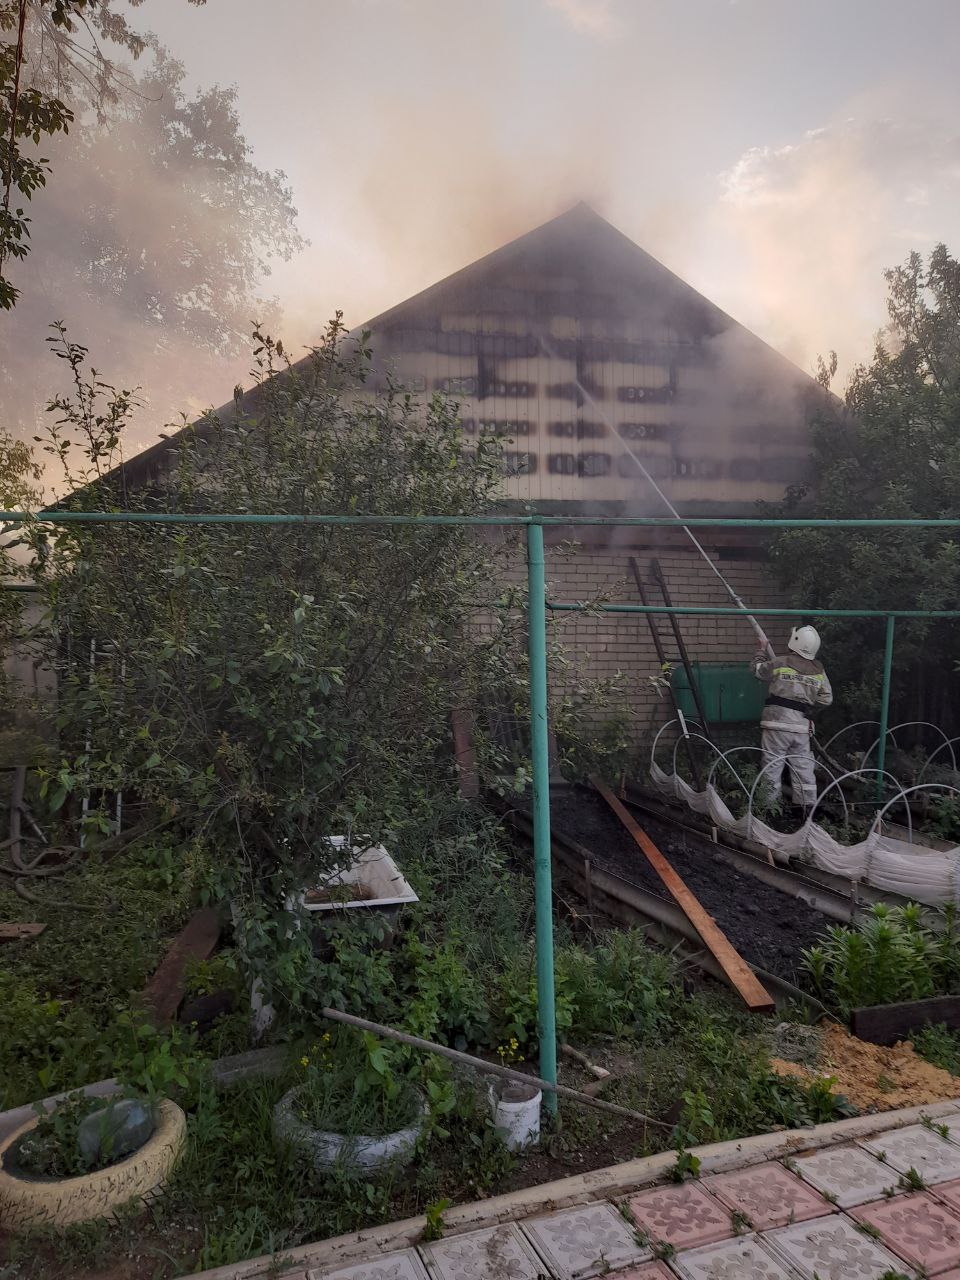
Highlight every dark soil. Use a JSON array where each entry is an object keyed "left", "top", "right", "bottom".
[{"left": 549, "top": 785, "right": 830, "bottom": 982}]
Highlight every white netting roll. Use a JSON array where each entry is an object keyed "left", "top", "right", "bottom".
[{"left": 645, "top": 762, "right": 960, "bottom": 906}]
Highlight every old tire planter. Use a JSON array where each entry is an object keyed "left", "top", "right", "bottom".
[
  {"left": 0, "top": 1099, "right": 186, "bottom": 1230},
  {"left": 272, "top": 1087, "right": 426, "bottom": 1174}
]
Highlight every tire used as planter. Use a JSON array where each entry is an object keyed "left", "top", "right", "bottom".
[
  {"left": 0, "top": 1099, "right": 186, "bottom": 1230},
  {"left": 272, "top": 1086, "right": 426, "bottom": 1175}
]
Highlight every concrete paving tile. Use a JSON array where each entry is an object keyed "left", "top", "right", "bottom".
[
  {"left": 789, "top": 1145, "right": 901, "bottom": 1209},
  {"left": 704, "top": 1161, "right": 833, "bottom": 1229},
  {"left": 851, "top": 1190, "right": 960, "bottom": 1274},
  {"left": 935, "top": 1178, "right": 960, "bottom": 1216},
  {"left": 938, "top": 1114, "right": 960, "bottom": 1147},
  {"left": 761, "top": 1215, "right": 905, "bottom": 1279},
  {"left": 308, "top": 1250, "right": 431, "bottom": 1280},
  {"left": 860, "top": 1122, "right": 960, "bottom": 1184},
  {"left": 627, "top": 1183, "right": 733, "bottom": 1250},
  {"left": 419, "top": 1225, "right": 544, "bottom": 1280},
  {"left": 667, "top": 1233, "right": 801, "bottom": 1280},
  {"left": 934, "top": 1271, "right": 960, "bottom": 1279},
  {"left": 521, "top": 1203, "right": 652, "bottom": 1280}
]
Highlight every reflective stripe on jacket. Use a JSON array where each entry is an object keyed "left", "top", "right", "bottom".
[{"left": 750, "top": 652, "right": 833, "bottom": 732}]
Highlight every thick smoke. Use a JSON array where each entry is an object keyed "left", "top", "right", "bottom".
[
  {"left": 5, "top": 0, "right": 958, "bottom": 493},
  {"left": 0, "top": 44, "right": 301, "bottom": 492},
  {"left": 716, "top": 118, "right": 960, "bottom": 381}
]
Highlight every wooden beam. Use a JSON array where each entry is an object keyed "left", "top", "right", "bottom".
[
  {"left": 140, "top": 907, "right": 221, "bottom": 1026},
  {"left": 592, "top": 780, "right": 775, "bottom": 1012},
  {"left": 851, "top": 995, "right": 960, "bottom": 1047},
  {"left": 0, "top": 922, "right": 46, "bottom": 942}
]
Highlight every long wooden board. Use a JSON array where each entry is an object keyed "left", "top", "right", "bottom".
[
  {"left": 0, "top": 922, "right": 46, "bottom": 942},
  {"left": 593, "top": 780, "right": 775, "bottom": 1012},
  {"left": 140, "top": 907, "right": 221, "bottom": 1026}
]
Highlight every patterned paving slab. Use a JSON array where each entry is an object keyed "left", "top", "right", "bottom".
[
  {"left": 668, "top": 1233, "right": 800, "bottom": 1280},
  {"left": 761, "top": 1215, "right": 906, "bottom": 1279},
  {"left": 790, "top": 1145, "right": 901, "bottom": 1208},
  {"left": 521, "top": 1203, "right": 652, "bottom": 1280},
  {"left": 308, "top": 1250, "right": 431, "bottom": 1280},
  {"left": 937, "top": 1114, "right": 960, "bottom": 1146},
  {"left": 628, "top": 1183, "right": 733, "bottom": 1250},
  {"left": 935, "top": 1178, "right": 960, "bottom": 1216},
  {"left": 704, "top": 1161, "right": 833, "bottom": 1230},
  {"left": 420, "top": 1224, "right": 544, "bottom": 1280},
  {"left": 851, "top": 1190, "right": 960, "bottom": 1274},
  {"left": 860, "top": 1122, "right": 960, "bottom": 1184}
]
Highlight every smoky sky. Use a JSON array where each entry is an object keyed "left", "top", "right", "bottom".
[{"left": 4, "top": 0, "right": 960, "bottom": 487}]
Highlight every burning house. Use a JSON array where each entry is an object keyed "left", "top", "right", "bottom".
[
  {"left": 350, "top": 204, "right": 828, "bottom": 737},
  {"left": 121, "top": 204, "right": 825, "bottom": 738}
]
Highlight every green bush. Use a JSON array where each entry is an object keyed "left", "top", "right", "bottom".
[{"left": 913, "top": 1023, "right": 960, "bottom": 1075}]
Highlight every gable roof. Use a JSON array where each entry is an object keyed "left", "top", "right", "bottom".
[{"left": 109, "top": 203, "right": 823, "bottom": 504}]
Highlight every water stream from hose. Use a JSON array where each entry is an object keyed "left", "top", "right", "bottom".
[{"left": 535, "top": 330, "right": 775, "bottom": 657}]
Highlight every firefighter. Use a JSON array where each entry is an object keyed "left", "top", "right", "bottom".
[{"left": 750, "top": 626, "right": 832, "bottom": 817}]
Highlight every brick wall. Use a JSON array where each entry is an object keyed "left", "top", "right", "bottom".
[{"left": 490, "top": 533, "right": 788, "bottom": 750}]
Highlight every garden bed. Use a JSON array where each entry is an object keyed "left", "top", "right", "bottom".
[{"left": 549, "top": 786, "right": 830, "bottom": 981}]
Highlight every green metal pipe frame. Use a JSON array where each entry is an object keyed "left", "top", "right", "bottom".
[
  {"left": 525, "top": 522, "right": 558, "bottom": 1112},
  {"left": 6, "top": 510, "right": 960, "bottom": 528},
  {"left": 3, "top": 507, "right": 959, "bottom": 1110},
  {"left": 875, "top": 615, "right": 897, "bottom": 802},
  {"left": 548, "top": 603, "right": 960, "bottom": 619}
]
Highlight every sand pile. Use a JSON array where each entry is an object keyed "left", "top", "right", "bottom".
[{"left": 771, "top": 1022, "right": 960, "bottom": 1113}]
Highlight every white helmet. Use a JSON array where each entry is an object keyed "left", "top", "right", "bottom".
[{"left": 788, "top": 625, "right": 821, "bottom": 661}]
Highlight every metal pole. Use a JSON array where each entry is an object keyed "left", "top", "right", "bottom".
[
  {"left": 9, "top": 510, "right": 960, "bottom": 529},
  {"left": 526, "top": 520, "right": 558, "bottom": 1115},
  {"left": 875, "top": 614, "right": 896, "bottom": 803},
  {"left": 547, "top": 603, "right": 960, "bottom": 620}
]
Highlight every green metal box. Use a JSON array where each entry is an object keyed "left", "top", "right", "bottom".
[{"left": 670, "top": 661, "right": 765, "bottom": 724}]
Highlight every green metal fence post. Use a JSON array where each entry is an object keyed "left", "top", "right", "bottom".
[
  {"left": 875, "top": 614, "right": 896, "bottom": 803},
  {"left": 526, "top": 518, "right": 558, "bottom": 1114}
]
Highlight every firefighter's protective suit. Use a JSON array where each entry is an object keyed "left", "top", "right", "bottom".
[{"left": 750, "top": 630, "right": 832, "bottom": 810}]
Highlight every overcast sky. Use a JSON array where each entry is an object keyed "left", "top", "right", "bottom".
[{"left": 134, "top": 0, "right": 960, "bottom": 380}]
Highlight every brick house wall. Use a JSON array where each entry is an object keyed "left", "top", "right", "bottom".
[{"left": 489, "top": 529, "right": 788, "bottom": 761}]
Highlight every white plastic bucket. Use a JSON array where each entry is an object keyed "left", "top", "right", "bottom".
[{"left": 487, "top": 1080, "right": 541, "bottom": 1151}]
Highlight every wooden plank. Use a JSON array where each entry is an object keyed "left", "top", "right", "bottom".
[
  {"left": 851, "top": 995, "right": 960, "bottom": 1047},
  {"left": 592, "top": 779, "right": 775, "bottom": 1012},
  {"left": 0, "top": 922, "right": 46, "bottom": 942},
  {"left": 140, "top": 907, "right": 221, "bottom": 1026}
]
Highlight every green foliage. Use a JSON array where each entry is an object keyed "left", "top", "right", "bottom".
[
  {"left": 19, "top": 320, "right": 521, "bottom": 1005},
  {"left": 0, "top": 3, "right": 74, "bottom": 308},
  {"left": 802, "top": 902, "right": 960, "bottom": 1015},
  {"left": 11, "top": 1092, "right": 104, "bottom": 1178},
  {"left": 898, "top": 1166, "right": 927, "bottom": 1192},
  {"left": 804, "top": 1074, "right": 857, "bottom": 1122},
  {"left": 766, "top": 243, "right": 960, "bottom": 731},
  {"left": 0, "top": 835, "right": 203, "bottom": 1110},
  {"left": 1, "top": 1, "right": 212, "bottom": 310},
  {"left": 400, "top": 936, "right": 492, "bottom": 1050},
  {"left": 422, "top": 1198, "right": 451, "bottom": 1243},
  {"left": 668, "top": 1147, "right": 701, "bottom": 1184},
  {"left": 553, "top": 678, "right": 634, "bottom": 784},
  {"left": 293, "top": 1029, "right": 422, "bottom": 1138},
  {"left": 491, "top": 930, "right": 676, "bottom": 1052},
  {"left": 927, "top": 795, "right": 960, "bottom": 842},
  {"left": 913, "top": 1022, "right": 960, "bottom": 1075}
]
